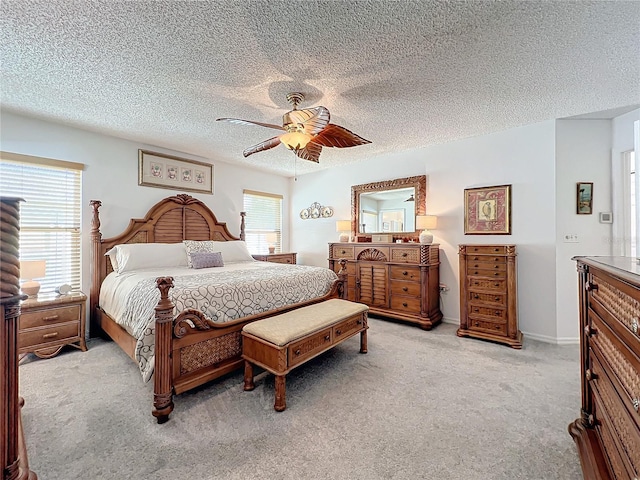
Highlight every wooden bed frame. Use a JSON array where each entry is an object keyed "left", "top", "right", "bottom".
[{"left": 90, "top": 194, "right": 345, "bottom": 423}]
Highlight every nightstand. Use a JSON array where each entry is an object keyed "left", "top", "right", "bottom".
[
  {"left": 252, "top": 253, "right": 297, "bottom": 264},
  {"left": 19, "top": 291, "right": 87, "bottom": 359}
]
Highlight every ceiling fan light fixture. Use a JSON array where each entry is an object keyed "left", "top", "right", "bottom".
[{"left": 280, "top": 131, "right": 312, "bottom": 150}]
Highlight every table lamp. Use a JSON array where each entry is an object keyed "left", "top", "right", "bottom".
[
  {"left": 416, "top": 215, "right": 437, "bottom": 244},
  {"left": 20, "top": 260, "right": 46, "bottom": 297},
  {"left": 336, "top": 220, "right": 351, "bottom": 242},
  {"left": 265, "top": 232, "right": 278, "bottom": 254}
]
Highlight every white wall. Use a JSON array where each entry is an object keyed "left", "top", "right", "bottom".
[
  {"left": 555, "top": 120, "right": 612, "bottom": 343},
  {"left": 0, "top": 111, "right": 291, "bottom": 302},
  {"left": 291, "top": 121, "right": 558, "bottom": 341}
]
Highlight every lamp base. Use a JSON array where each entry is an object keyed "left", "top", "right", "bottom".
[
  {"left": 339, "top": 233, "right": 350, "bottom": 243},
  {"left": 22, "top": 281, "right": 41, "bottom": 297},
  {"left": 419, "top": 230, "right": 433, "bottom": 245},
  {"left": 268, "top": 246, "right": 275, "bottom": 254}
]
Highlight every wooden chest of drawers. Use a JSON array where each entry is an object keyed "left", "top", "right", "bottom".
[
  {"left": 570, "top": 256, "right": 640, "bottom": 480},
  {"left": 457, "top": 244, "right": 522, "bottom": 348},
  {"left": 19, "top": 291, "right": 87, "bottom": 358},
  {"left": 252, "top": 253, "right": 297, "bottom": 264},
  {"left": 328, "top": 242, "right": 442, "bottom": 330}
]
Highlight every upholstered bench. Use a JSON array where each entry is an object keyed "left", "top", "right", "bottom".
[{"left": 241, "top": 299, "right": 369, "bottom": 411}]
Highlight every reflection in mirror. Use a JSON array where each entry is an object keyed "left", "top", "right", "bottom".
[{"left": 351, "top": 175, "right": 426, "bottom": 236}]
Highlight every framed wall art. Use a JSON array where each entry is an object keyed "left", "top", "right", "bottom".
[
  {"left": 464, "top": 184, "right": 512, "bottom": 235},
  {"left": 576, "top": 182, "right": 593, "bottom": 215},
  {"left": 138, "top": 149, "right": 213, "bottom": 194}
]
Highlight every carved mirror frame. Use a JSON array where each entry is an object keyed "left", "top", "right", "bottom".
[{"left": 351, "top": 175, "right": 426, "bottom": 238}]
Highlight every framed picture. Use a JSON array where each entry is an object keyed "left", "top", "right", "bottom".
[
  {"left": 138, "top": 150, "right": 213, "bottom": 194},
  {"left": 464, "top": 184, "right": 512, "bottom": 235},
  {"left": 576, "top": 182, "right": 593, "bottom": 215}
]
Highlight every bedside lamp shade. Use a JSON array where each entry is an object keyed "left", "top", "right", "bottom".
[
  {"left": 336, "top": 220, "right": 351, "bottom": 242},
  {"left": 416, "top": 215, "right": 437, "bottom": 244},
  {"left": 20, "top": 260, "right": 46, "bottom": 297}
]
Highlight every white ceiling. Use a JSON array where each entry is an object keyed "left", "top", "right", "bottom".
[{"left": 1, "top": 1, "right": 639, "bottom": 177}]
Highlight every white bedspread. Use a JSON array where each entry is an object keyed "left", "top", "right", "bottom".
[{"left": 99, "top": 261, "right": 338, "bottom": 382}]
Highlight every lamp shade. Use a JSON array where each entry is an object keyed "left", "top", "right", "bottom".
[
  {"left": 336, "top": 220, "right": 351, "bottom": 232},
  {"left": 265, "top": 232, "right": 278, "bottom": 244},
  {"left": 416, "top": 215, "right": 437, "bottom": 230},
  {"left": 20, "top": 260, "right": 46, "bottom": 280}
]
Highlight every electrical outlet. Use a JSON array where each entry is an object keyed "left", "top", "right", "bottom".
[
  {"left": 563, "top": 234, "right": 579, "bottom": 243},
  {"left": 439, "top": 283, "right": 448, "bottom": 293}
]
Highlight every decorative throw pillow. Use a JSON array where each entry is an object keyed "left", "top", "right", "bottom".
[
  {"left": 183, "top": 240, "right": 217, "bottom": 268},
  {"left": 190, "top": 252, "right": 224, "bottom": 269}
]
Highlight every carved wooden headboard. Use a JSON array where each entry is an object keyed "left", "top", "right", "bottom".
[{"left": 89, "top": 194, "right": 245, "bottom": 329}]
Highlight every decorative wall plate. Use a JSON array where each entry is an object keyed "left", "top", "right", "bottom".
[
  {"left": 300, "top": 209, "right": 310, "bottom": 219},
  {"left": 300, "top": 201, "right": 334, "bottom": 220},
  {"left": 321, "top": 206, "right": 334, "bottom": 218}
]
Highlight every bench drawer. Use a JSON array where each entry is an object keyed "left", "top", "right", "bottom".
[
  {"left": 333, "top": 315, "right": 366, "bottom": 342},
  {"left": 288, "top": 327, "right": 332, "bottom": 368}
]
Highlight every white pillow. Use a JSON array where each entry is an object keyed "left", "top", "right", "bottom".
[
  {"left": 104, "top": 247, "right": 119, "bottom": 272},
  {"left": 110, "top": 243, "right": 188, "bottom": 273},
  {"left": 183, "top": 240, "right": 254, "bottom": 266}
]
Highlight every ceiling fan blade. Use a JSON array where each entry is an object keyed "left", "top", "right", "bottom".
[
  {"left": 216, "top": 117, "right": 284, "bottom": 131},
  {"left": 285, "top": 106, "right": 330, "bottom": 136},
  {"left": 312, "top": 124, "right": 371, "bottom": 148},
  {"left": 295, "top": 141, "right": 322, "bottom": 163},
  {"left": 242, "top": 136, "right": 281, "bottom": 158}
]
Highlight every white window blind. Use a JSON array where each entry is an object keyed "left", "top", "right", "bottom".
[
  {"left": 0, "top": 156, "right": 82, "bottom": 293},
  {"left": 243, "top": 189, "right": 283, "bottom": 254}
]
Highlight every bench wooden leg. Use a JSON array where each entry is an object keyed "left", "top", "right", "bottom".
[
  {"left": 243, "top": 360, "right": 255, "bottom": 391},
  {"left": 274, "top": 375, "right": 286, "bottom": 412},
  {"left": 360, "top": 329, "right": 368, "bottom": 354}
]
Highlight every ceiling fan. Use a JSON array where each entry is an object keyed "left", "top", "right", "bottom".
[{"left": 216, "top": 92, "right": 371, "bottom": 163}]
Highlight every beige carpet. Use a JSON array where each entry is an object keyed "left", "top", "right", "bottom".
[{"left": 18, "top": 319, "right": 583, "bottom": 480}]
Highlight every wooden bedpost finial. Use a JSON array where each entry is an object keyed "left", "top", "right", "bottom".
[
  {"left": 90, "top": 200, "right": 102, "bottom": 239},
  {"left": 240, "top": 211, "right": 246, "bottom": 241},
  {"left": 155, "top": 277, "right": 175, "bottom": 311}
]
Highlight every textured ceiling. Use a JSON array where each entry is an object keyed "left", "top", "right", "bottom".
[{"left": 1, "top": 1, "right": 639, "bottom": 177}]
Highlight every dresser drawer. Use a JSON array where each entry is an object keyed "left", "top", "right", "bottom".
[
  {"left": 390, "top": 281, "right": 421, "bottom": 297},
  {"left": 467, "top": 262, "right": 506, "bottom": 272},
  {"left": 467, "top": 268, "right": 507, "bottom": 279},
  {"left": 331, "top": 245, "right": 355, "bottom": 259},
  {"left": 20, "top": 304, "right": 81, "bottom": 329},
  {"left": 468, "top": 255, "right": 506, "bottom": 264},
  {"left": 590, "top": 352, "right": 640, "bottom": 478},
  {"left": 267, "top": 255, "right": 295, "bottom": 264},
  {"left": 469, "top": 291, "right": 506, "bottom": 306},
  {"left": 389, "top": 265, "right": 420, "bottom": 281},
  {"left": 468, "top": 305, "right": 506, "bottom": 320},
  {"left": 465, "top": 245, "right": 508, "bottom": 255},
  {"left": 468, "top": 278, "right": 506, "bottom": 291},
  {"left": 19, "top": 322, "right": 80, "bottom": 350},
  {"left": 390, "top": 248, "right": 420, "bottom": 263},
  {"left": 390, "top": 296, "right": 421, "bottom": 314},
  {"left": 288, "top": 327, "right": 333, "bottom": 368},
  {"left": 468, "top": 316, "right": 507, "bottom": 336}
]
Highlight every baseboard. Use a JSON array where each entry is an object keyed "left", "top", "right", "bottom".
[{"left": 441, "top": 316, "right": 458, "bottom": 325}]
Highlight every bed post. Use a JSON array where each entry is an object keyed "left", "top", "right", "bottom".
[
  {"left": 337, "top": 259, "right": 348, "bottom": 299},
  {"left": 89, "top": 200, "right": 102, "bottom": 337},
  {"left": 152, "top": 277, "right": 175, "bottom": 424},
  {"left": 240, "top": 211, "right": 246, "bottom": 241}
]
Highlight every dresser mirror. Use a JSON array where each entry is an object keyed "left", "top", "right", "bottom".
[{"left": 351, "top": 175, "right": 426, "bottom": 235}]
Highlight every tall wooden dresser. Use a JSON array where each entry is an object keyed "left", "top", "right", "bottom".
[
  {"left": 457, "top": 244, "right": 522, "bottom": 348},
  {"left": 328, "top": 242, "right": 442, "bottom": 330},
  {"left": 570, "top": 256, "right": 639, "bottom": 480}
]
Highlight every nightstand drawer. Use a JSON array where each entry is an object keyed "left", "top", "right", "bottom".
[
  {"left": 19, "top": 322, "right": 80, "bottom": 349},
  {"left": 20, "top": 304, "right": 81, "bottom": 329}
]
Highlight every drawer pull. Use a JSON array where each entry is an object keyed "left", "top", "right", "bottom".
[
  {"left": 402, "top": 302, "right": 408, "bottom": 307},
  {"left": 495, "top": 311, "right": 500, "bottom": 315},
  {"left": 402, "top": 253, "right": 408, "bottom": 257},
  {"left": 336, "top": 329, "right": 342, "bottom": 335},
  {"left": 584, "top": 325, "right": 596, "bottom": 337},
  {"left": 286, "top": 259, "right": 291, "bottom": 263},
  {"left": 474, "top": 322, "right": 479, "bottom": 326},
  {"left": 473, "top": 294, "right": 479, "bottom": 299},
  {"left": 42, "top": 315, "right": 60, "bottom": 321},
  {"left": 474, "top": 308, "right": 479, "bottom": 312},
  {"left": 494, "top": 282, "right": 500, "bottom": 287},
  {"left": 494, "top": 258, "right": 499, "bottom": 262},
  {"left": 494, "top": 265, "right": 499, "bottom": 269},
  {"left": 42, "top": 332, "right": 59, "bottom": 339},
  {"left": 633, "top": 398, "right": 639, "bottom": 412},
  {"left": 474, "top": 271, "right": 479, "bottom": 275},
  {"left": 294, "top": 349, "right": 301, "bottom": 356},
  {"left": 324, "top": 335, "right": 330, "bottom": 341},
  {"left": 402, "top": 271, "right": 408, "bottom": 276},
  {"left": 341, "top": 250, "right": 346, "bottom": 254},
  {"left": 494, "top": 248, "right": 499, "bottom": 252},
  {"left": 632, "top": 318, "right": 639, "bottom": 335},
  {"left": 495, "top": 325, "right": 501, "bottom": 330},
  {"left": 585, "top": 369, "right": 597, "bottom": 381},
  {"left": 494, "top": 272, "right": 499, "bottom": 276},
  {"left": 356, "top": 320, "right": 362, "bottom": 325},
  {"left": 494, "top": 296, "right": 500, "bottom": 301},
  {"left": 402, "top": 287, "right": 408, "bottom": 292},
  {"left": 585, "top": 282, "right": 598, "bottom": 292}
]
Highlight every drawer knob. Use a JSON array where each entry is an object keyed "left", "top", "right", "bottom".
[
  {"left": 584, "top": 325, "right": 597, "bottom": 337},
  {"left": 632, "top": 318, "right": 639, "bottom": 335},
  {"left": 474, "top": 308, "right": 479, "bottom": 312},
  {"left": 473, "top": 294, "right": 479, "bottom": 299},
  {"left": 495, "top": 325, "right": 501, "bottom": 330},
  {"left": 336, "top": 329, "right": 342, "bottom": 335},
  {"left": 43, "top": 315, "right": 60, "bottom": 321},
  {"left": 633, "top": 398, "right": 639, "bottom": 412},
  {"left": 402, "top": 253, "right": 407, "bottom": 257},
  {"left": 402, "top": 271, "right": 408, "bottom": 276},
  {"left": 294, "top": 349, "right": 301, "bottom": 356},
  {"left": 494, "top": 248, "right": 499, "bottom": 252},
  {"left": 42, "top": 332, "right": 59, "bottom": 340},
  {"left": 494, "top": 258, "right": 499, "bottom": 262},
  {"left": 324, "top": 335, "right": 330, "bottom": 341},
  {"left": 474, "top": 322, "right": 479, "bottom": 326},
  {"left": 585, "top": 282, "right": 598, "bottom": 292},
  {"left": 402, "top": 287, "right": 408, "bottom": 292},
  {"left": 356, "top": 320, "right": 362, "bottom": 325},
  {"left": 494, "top": 296, "right": 500, "bottom": 301},
  {"left": 402, "top": 302, "right": 408, "bottom": 307},
  {"left": 494, "top": 265, "right": 499, "bottom": 269},
  {"left": 494, "top": 282, "right": 500, "bottom": 287},
  {"left": 585, "top": 369, "right": 597, "bottom": 381},
  {"left": 495, "top": 311, "right": 500, "bottom": 315},
  {"left": 341, "top": 250, "right": 346, "bottom": 254},
  {"left": 494, "top": 272, "right": 499, "bottom": 276}
]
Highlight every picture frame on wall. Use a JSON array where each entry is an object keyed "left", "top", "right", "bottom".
[
  {"left": 138, "top": 149, "right": 213, "bottom": 194},
  {"left": 576, "top": 182, "right": 593, "bottom": 215},
  {"left": 464, "top": 184, "right": 512, "bottom": 235}
]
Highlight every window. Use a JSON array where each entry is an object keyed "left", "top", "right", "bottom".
[
  {"left": 242, "top": 190, "right": 283, "bottom": 254},
  {"left": 0, "top": 152, "right": 83, "bottom": 293}
]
